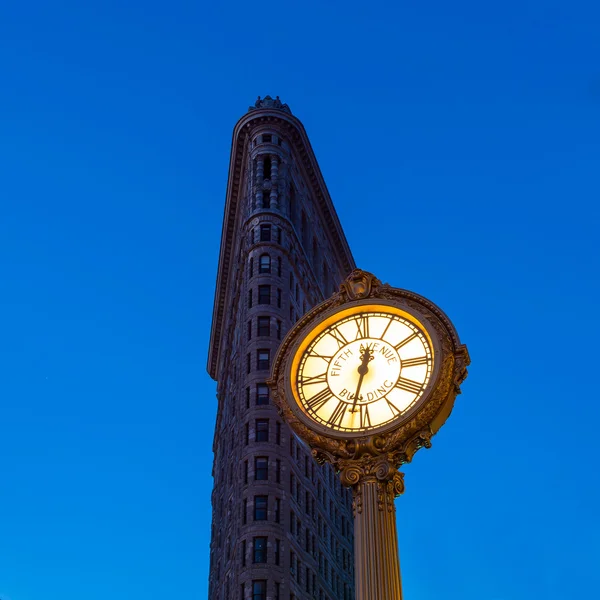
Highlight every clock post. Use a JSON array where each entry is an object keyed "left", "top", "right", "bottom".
[
  {"left": 340, "top": 454, "right": 406, "bottom": 598},
  {"left": 268, "top": 270, "right": 470, "bottom": 600}
]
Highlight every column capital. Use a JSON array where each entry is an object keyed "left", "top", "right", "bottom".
[{"left": 337, "top": 454, "right": 405, "bottom": 514}]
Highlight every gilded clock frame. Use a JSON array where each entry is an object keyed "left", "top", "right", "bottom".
[{"left": 268, "top": 270, "right": 470, "bottom": 472}]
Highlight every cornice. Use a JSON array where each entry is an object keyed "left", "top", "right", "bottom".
[{"left": 207, "top": 107, "right": 356, "bottom": 380}]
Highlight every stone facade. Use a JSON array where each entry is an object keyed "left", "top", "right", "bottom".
[{"left": 207, "top": 97, "right": 356, "bottom": 600}]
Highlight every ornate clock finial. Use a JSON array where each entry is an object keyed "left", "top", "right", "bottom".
[{"left": 337, "top": 269, "right": 383, "bottom": 301}]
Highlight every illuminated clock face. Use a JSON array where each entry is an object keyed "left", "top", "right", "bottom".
[{"left": 294, "top": 310, "right": 434, "bottom": 434}]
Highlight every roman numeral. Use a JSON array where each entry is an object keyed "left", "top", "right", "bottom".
[
  {"left": 309, "top": 352, "right": 333, "bottom": 362},
  {"left": 329, "top": 327, "right": 348, "bottom": 349},
  {"left": 359, "top": 404, "right": 372, "bottom": 429},
  {"left": 385, "top": 397, "right": 401, "bottom": 415},
  {"left": 300, "top": 372, "right": 328, "bottom": 386},
  {"left": 394, "top": 377, "right": 422, "bottom": 394},
  {"left": 380, "top": 317, "right": 394, "bottom": 341},
  {"left": 306, "top": 388, "right": 333, "bottom": 412},
  {"left": 394, "top": 332, "right": 417, "bottom": 351},
  {"left": 355, "top": 315, "right": 370, "bottom": 340},
  {"left": 401, "top": 356, "right": 427, "bottom": 368},
  {"left": 328, "top": 401, "right": 347, "bottom": 428}
]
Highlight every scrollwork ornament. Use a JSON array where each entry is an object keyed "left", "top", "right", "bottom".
[{"left": 339, "top": 463, "right": 363, "bottom": 488}]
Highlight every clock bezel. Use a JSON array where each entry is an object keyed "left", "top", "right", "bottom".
[{"left": 284, "top": 298, "right": 443, "bottom": 440}]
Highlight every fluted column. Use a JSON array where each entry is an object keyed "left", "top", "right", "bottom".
[{"left": 340, "top": 456, "right": 405, "bottom": 600}]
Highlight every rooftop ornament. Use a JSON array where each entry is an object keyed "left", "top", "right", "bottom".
[{"left": 248, "top": 95, "right": 292, "bottom": 114}]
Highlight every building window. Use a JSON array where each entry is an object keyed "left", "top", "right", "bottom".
[
  {"left": 246, "top": 353, "right": 251, "bottom": 374},
  {"left": 245, "top": 423, "right": 249, "bottom": 445},
  {"left": 289, "top": 271, "right": 294, "bottom": 290},
  {"left": 252, "top": 580, "right": 267, "bottom": 600},
  {"left": 244, "top": 460, "right": 248, "bottom": 484},
  {"left": 276, "top": 458, "right": 281, "bottom": 483},
  {"left": 257, "top": 349, "right": 270, "bottom": 370},
  {"left": 263, "top": 156, "right": 272, "bottom": 179},
  {"left": 255, "top": 456, "right": 268, "bottom": 480},
  {"left": 256, "top": 419, "right": 269, "bottom": 442},
  {"left": 277, "top": 256, "right": 282, "bottom": 276},
  {"left": 248, "top": 288, "right": 253, "bottom": 308},
  {"left": 242, "top": 498, "right": 247, "bottom": 524},
  {"left": 259, "top": 253, "right": 271, "bottom": 273},
  {"left": 276, "top": 227, "right": 282, "bottom": 244},
  {"left": 248, "top": 257, "right": 254, "bottom": 277},
  {"left": 258, "top": 285, "right": 270, "bottom": 304},
  {"left": 275, "top": 497, "right": 280, "bottom": 523},
  {"left": 257, "top": 316, "right": 270, "bottom": 336},
  {"left": 246, "top": 387, "right": 250, "bottom": 409},
  {"left": 276, "top": 319, "right": 282, "bottom": 340},
  {"left": 253, "top": 537, "right": 267, "bottom": 563},
  {"left": 275, "top": 582, "right": 280, "bottom": 600},
  {"left": 277, "top": 288, "right": 282, "bottom": 308},
  {"left": 256, "top": 383, "right": 269, "bottom": 405},
  {"left": 262, "top": 134, "right": 272, "bottom": 144},
  {"left": 275, "top": 539, "right": 281, "bottom": 566},
  {"left": 276, "top": 421, "right": 281, "bottom": 445},
  {"left": 260, "top": 224, "right": 271, "bottom": 242},
  {"left": 247, "top": 320, "right": 252, "bottom": 341},
  {"left": 241, "top": 539, "right": 247, "bottom": 566},
  {"left": 301, "top": 210, "right": 309, "bottom": 248},
  {"left": 254, "top": 495, "right": 268, "bottom": 521}
]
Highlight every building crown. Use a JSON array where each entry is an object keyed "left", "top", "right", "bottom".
[{"left": 248, "top": 95, "right": 292, "bottom": 114}]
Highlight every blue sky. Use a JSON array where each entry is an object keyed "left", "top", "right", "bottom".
[{"left": 1, "top": 1, "right": 599, "bottom": 599}]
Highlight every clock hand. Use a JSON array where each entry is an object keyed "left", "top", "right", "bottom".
[{"left": 350, "top": 345, "right": 373, "bottom": 413}]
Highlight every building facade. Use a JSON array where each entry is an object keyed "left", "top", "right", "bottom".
[{"left": 207, "top": 96, "right": 356, "bottom": 600}]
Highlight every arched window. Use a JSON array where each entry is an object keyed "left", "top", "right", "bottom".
[{"left": 259, "top": 253, "right": 271, "bottom": 274}]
